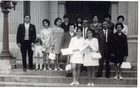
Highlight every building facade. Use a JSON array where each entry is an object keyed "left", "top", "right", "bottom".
[{"left": 0, "top": 1, "right": 138, "bottom": 62}]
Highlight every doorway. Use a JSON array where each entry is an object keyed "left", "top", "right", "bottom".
[{"left": 65, "top": 1, "right": 111, "bottom": 23}]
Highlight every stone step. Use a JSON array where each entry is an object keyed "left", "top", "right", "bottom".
[
  {"left": 0, "top": 82, "right": 137, "bottom": 87},
  {"left": 0, "top": 69, "right": 137, "bottom": 77},
  {"left": 0, "top": 74, "right": 137, "bottom": 85},
  {"left": 14, "top": 61, "right": 137, "bottom": 71}
]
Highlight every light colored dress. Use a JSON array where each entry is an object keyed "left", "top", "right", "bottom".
[
  {"left": 32, "top": 45, "right": 44, "bottom": 63},
  {"left": 40, "top": 28, "right": 53, "bottom": 53},
  {"left": 114, "top": 24, "right": 128, "bottom": 35},
  {"left": 32, "top": 45, "right": 44, "bottom": 57},
  {"left": 52, "top": 26, "right": 64, "bottom": 54},
  {"left": 83, "top": 38, "right": 99, "bottom": 66},
  {"left": 69, "top": 36, "right": 85, "bottom": 64}
]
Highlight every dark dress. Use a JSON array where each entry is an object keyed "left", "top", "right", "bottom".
[{"left": 112, "top": 32, "right": 128, "bottom": 64}]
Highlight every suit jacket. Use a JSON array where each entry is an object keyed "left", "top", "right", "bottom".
[
  {"left": 61, "top": 22, "right": 71, "bottom": 32},
  {"left": 97, "top": 29, "right": 113, "bottom": 55},
  {"left": 62, "top": 32, "right": 77, "bottom": 48},
  {"left": 16, "top": 23, "right": 36, "bottom": 44}
]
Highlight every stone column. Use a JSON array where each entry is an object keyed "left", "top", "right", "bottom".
[
  {"left": 0, "top": 10, "right": 13, "bottom": 59},
  {"left": 49, "top": 1, "right": 58, "bottom": 27},
  {"left": 58, "top": 1, "right": 66, "bottom": 19},
  {"left": 111, "top": 2, "right": 118, "bottom": 23},
  {"left": 30, "top": 1, "right": 50, "bottom": 34},
  {"left": 127, "top": 2, "right": 138, "bottom": 62},
  {"left": 127, "top": 2, "right": 138, "bottom": 35},
  {"left": 118, "top": 2, "right": 128, "bottom": 24}
]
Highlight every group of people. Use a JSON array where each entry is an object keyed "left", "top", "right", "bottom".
[{"left": 16, "top": 14, "right": 128, "bottom": 86}]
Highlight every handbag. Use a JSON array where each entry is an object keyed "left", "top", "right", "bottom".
[
  {"left": 48, "top": 53, "right": 56, "bottom": 60},
  {"left": 65, "top": 64, "right": 72, "bottom": 71},
  {"left": 91, "top": 52, "right": 102, "bottom": 59},
  {"left": 121, "top": 62, "right": 131, "bottom": 69}
]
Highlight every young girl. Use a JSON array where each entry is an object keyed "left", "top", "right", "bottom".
[
  {"left": 83, "top": 29, "right": 99, "bottom": 86},
  {"left": 68, "top": 27, "right": 85, "bottom": 85},
  {"left": 32, "top": 38, "right": 44, "bottom": 70}
]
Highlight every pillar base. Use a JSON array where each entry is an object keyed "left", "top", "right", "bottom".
[
  {"left": 0, "top": 51, "right": 16, "bottom": 71},
  {"left": 0, "top": 50, "right": 14, "bottom": 59}
]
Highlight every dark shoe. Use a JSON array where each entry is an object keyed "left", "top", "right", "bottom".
[
  {"left": 69, "top": 73, "right": 73, "bottom": 77},
  {"left": 23, "top": 68, "right": 26, "bottom": 72},
  {"left": 65, "top": 73, "right": 70, "bottom": 77},
  {"left": 29, "top": 67, "right": 33, "bottom": 70},
  {"left": 96, "top": 75, "right": 102, "bottom": 78},
  {"left": 106, "top": 75, "right": 110, "bottom": 78}
]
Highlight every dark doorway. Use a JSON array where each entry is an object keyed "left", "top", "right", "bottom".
[{"left": 65, "top": 1, "right": 111, "bottom": 23}]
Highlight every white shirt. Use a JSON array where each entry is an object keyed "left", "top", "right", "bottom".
[
  {"left": 103, "top": 29, "right": 108, "bottom": 42},
  {"left": 69, "top": 32, "right": 74, "bottom": 36},
  {"left": 24, "top": 23, "right": 29, "bottom": 40}
]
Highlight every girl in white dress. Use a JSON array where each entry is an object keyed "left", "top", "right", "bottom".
[
  {"left": 83, "top": 29, "right": 99, "bottom": 86},
  {"left": 40, "top": 19, "right": 54, "bottom": 70},
  {"left": 32, "top": 39, "right": 44, "bottom": 70},
  {"left": 69, "top": 27, "right": 85, "bottom": 86}
]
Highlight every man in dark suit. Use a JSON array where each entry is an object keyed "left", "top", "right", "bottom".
[
  {"left": 61, "top": 14, "right": 71, "bottom": 33},
  {"left": 96, "top": 21, "right": 113, "bottom": 78},
  {"left": 16, "top": 15, "right": 36, "bottom": 72},
  {"left": 82, "top": 19, "right": 89, "bottom": 39}
]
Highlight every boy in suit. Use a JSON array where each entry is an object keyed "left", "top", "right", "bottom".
[
  {"left": 61, "top": 14, "right": 71, "bottom": 33},
  {"left": 16, "top": 15, "right": 36, "bottom": 72}
]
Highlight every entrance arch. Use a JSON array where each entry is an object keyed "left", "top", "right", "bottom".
[{"left": 65, "top": 1, "right": 111, "bottom": 23}]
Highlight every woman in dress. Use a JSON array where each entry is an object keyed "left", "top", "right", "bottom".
[
  {"left": 52, "top": 17, "right": 64, "bottom": 71},
  {"left": 40, "top": 19, "right": 53, "bottom": 70},
  {"left": 111, "top": 22, "right": 128, "bottom": 80},
  {"left": 114, "top": 15, "right": 128, "bottom": 35},
  {"left": 89, "top": 15, "right": 102, "bottom": 37},
  {"left": 83, "top": 29, "right": 99, "bottom": 86},
  {"left": 68, "top": 27, "right": 85, "bottom": 85}
]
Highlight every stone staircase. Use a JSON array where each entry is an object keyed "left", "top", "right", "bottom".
[{"left": 0, "top": 60, "right": 137, "bottom": 87}]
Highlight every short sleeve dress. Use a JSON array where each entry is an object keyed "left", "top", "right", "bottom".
[
  {"left": 69, "top": 36, "right": 85, "bottom": 64},
  {"left": 83, "top": 38, "right": 99, "bottom": 66}
]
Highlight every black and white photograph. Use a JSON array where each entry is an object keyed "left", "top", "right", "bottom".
[{"left": 0, "top": 0, "right": 138, "bottom": 87}]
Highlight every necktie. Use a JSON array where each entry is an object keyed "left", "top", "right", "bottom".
[{"left": 105, "top": 30, "right": 107, "bottom": 42}]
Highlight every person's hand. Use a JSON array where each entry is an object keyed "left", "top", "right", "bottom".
[
  {"left": 31, "top": 43, "right": 34, "bottom": 47},
  {"left": 17, "top": 43, "right": 21, "bottom": 47},
  {"left": 72, "top": 49, "right": 79, "bottom": 52}
]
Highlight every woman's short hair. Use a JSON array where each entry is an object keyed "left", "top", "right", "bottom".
[
  {"left": 117, "top": 15, "right": 124, "bottom": 21},
  {"left": 69, "top": 23, "right": 75, "bottom": 28},
  {"left": 42, "top": 19, "right": 50, "bottom": 27},
  {"left": 54, "top": 17, "right": 62, "bottom": 25},
  {"left": 76, "top": 26, "right": 83, "bottom": 32},
  {"left": 115, "top": 22, "right": 124, "bottom": 29}
]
